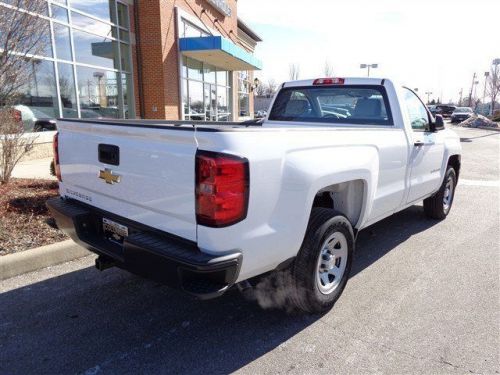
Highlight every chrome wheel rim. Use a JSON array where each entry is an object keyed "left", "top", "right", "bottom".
[
  {"left": 443, "top": 176, "right": 454, "bottom": 213},
  {"left": 316, "top": 232, "right": 348, "bottom": 295}
]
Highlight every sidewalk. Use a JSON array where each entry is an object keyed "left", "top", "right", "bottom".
[{"left": 11, "top": 157, "right": 55, "bottom": 180}]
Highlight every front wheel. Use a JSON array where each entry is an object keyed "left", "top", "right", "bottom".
[
  {"left": 423, "top": 167, "right": 457, "bottom": 220},
  {"left": 290, "top": 208, "right": 354, "bottom": 314}
]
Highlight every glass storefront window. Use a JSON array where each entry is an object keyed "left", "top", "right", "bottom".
[
  {"left": 216, "top": 70, "right": 227, "bottom": 87},
  {"left": 0, "top": 9, "right": 54, "bottom": 58},
  {"left": 203, "top": 64, "right": 216, "bottom": 84},
  {"left": 182, "top": 20, "right": 208, "bottom": 38},
  {"left": 71, "top": 12, "right": 115, "bottom": 38},
  {"left": 51, "top": 4, "right": 69, "bottom": 23},
  {"left": 121, "top": 73, "right": 134, "bottom": 118},
  {"left": 72, "top": 29, "right": 119, "bottom": 69},
  {"left": 2, "top": 0, "right": 49, "bottom": 15},
  {"left": 119, "top": 29, "right": 129, "bottom": 42},
  {"left": 182, "top": 57, "right": 231, "bottom": 121},
  {"left": 0, "top": 0, "right": 134, "bottom": 129},
  {"left": 57, "top": 63, "right": 78, "bottom": 118},
  {"left": 76, "top": 66, "right": 119, "bottom": 118},
  {"left": 187, "top": 80, "right": 204, "bottom": 120},
  {"left": 71, "top": 0, "right": 117, "bottom": 24},
  {"left": 117, "top": 2, "right": 129, "bottom": 28},
  {"left": 217, "top": 88, "right": 230, "bottom": 121},
  {"left": 239, "top": 94, "right": 249, "bottom": 117},
  {"left": 120, "top": 43, "right": 131, "bottom": 72},
  {"left": 182, "top": 79, "right": 188, "bottom": 115},
  {"left": 10, "top": 60, "right": 58, "bottom": 131},
  {"left": 238, "top": 71, "right": 251, "bottom": 117},
  {"left": 186, "top": 58, "right": 203, "bottom": 81},
  {"left": 53, "top": 23, "right": 73, "bottom": 62}
]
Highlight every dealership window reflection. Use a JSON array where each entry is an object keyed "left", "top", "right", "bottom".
[
  {"left": 9, "top": 60, "right": 58, "bottom": 132},
  {"left": 0, "top": 0, "right": 135, "bottom": 132},
  {"left": 182, "top": 57, "right": 231, "bottom": 121}
]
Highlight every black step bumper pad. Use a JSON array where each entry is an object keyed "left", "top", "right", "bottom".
[{"left": 46, "top": 197, "right": 242, "bottom": 299}]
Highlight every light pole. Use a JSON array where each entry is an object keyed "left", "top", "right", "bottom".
[
  {"left": 491, "top": 59, "right": 500, "bottom": 115},
  {"left": 483, "top": 72, "right": 489, "bottom": 114},
  {"left": 360, "top": 63, "right": 378, "bottom": 77},
  {"left": 468, "top": 72, "right": 477, "bottom": 107},
  {"left": 473, "top": 80, "right": 479, "bottom": 108},
  {"left": 425, "top": 91, "right": 433, "bottom": 104}
]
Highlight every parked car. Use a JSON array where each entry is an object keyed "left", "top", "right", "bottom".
[
  {"left": 427, "top": 105, "right": 438, "bottom": 115},
  {"left": 450, "top": 107, "right": 474, "bottom": 123},
  {"left": 11, "top": 105, "right": 57, "bottom": 132},
  {"left": 436, "top": 105, "right": 456, "bottom": 118},
  {"left": 255, "top": 110, "right": 267, "bottom": 119},
  {"left": 48, "top": 77, "right": 461, "bottom": 314},
  {"left": 62, "top": 108, "right": 102, "bottom": 119}
]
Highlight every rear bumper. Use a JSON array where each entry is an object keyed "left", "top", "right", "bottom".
[{"left": 46, "top": 197, "right": 242, "bottom": 299}]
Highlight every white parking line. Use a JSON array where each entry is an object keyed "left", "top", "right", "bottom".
[{"left": 459, "top": 179, "right": 500, "bottom": 187}]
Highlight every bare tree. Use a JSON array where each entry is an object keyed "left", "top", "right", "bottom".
[
  {"left": 289, "top": 64, "right": 300, "bottom": 81},
  {"left": 323, "top": 60, "right": 334, "bottom": 77},
  {"left": 254, "top": 81, "right": 267, "bottom": 96},
  {"left": 0, "top": 0, "right": 50, "bottom": 184},
  {"left": 487, "top": 63, "right": 500, "bottom": 115},
  {"left": 266, "top": 79, "right": 278, "bottom": 96}
]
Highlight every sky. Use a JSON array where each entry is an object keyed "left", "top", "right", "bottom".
[{"left": 238, "top": 0, "right": 500, "bottom": 104}]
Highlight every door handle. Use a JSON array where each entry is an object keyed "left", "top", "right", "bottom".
[{"left": 414, "top": 141, "right": 424, "bottom": 147}]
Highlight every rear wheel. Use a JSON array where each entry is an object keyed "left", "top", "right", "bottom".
[
  {"left": 424, "top": 167, "right": 457, "bottom": 220},
  {"left": 290, "top": 208, "right": 354, "bottom": 314}
]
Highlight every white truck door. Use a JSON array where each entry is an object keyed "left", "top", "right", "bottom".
[{"left": 402, "top": 88, "right": 445, "bottom": 203}]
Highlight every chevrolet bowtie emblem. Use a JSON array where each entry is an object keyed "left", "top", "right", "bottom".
[{"left": 99, "top": 168, "right": 121, "bottom": 184}]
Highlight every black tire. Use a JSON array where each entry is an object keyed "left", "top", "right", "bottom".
[
  {"left": 423, "top": 166, "right": 457, "bottom": 220},
  {"left": 290, "top": 208, "right": 354, "bottom": 314}
]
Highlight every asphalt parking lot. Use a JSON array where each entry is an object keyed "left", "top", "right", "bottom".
[{"left": 1, "top": 125, "right": 499, "bottom": 375}]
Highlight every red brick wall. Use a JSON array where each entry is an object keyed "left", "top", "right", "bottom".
[{"left": 134, "top": 0, "right": 249, "bottom": 120}]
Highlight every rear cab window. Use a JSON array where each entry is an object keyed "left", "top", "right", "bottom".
[{"left": 269, "top": 85, "right": 393, "bottom": 126}]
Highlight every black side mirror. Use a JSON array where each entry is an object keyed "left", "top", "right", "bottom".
[{"left": 430, "top": 114, "right": 445, "bottom": 132}]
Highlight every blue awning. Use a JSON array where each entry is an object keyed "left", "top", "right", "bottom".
[{"left": 179, "top": 36, "right": 262, "bottom": 71}]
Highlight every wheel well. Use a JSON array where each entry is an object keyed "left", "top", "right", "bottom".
[
  {"left": 312, "top": 180, "right": 365, "bottom": 227},
  {"left": 448, "top": 155, "right": 461, "bottom": 179}
]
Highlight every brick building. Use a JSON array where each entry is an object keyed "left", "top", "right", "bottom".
[
  {"left": 0, "top": 0, "right": 262, "bottom": 128},
  {"left": 134, "top": 1, "right": 262, "bottom": 121}
]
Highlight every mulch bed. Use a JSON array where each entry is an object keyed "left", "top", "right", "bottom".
[{"left": 0, "top": 179, "right": 67, "bottom": 255}]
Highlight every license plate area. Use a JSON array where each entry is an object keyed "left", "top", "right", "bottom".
[{"left": 103, "top": 217, "right": 129, "bottom": 244}]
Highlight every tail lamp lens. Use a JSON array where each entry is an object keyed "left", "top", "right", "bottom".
[
  {"left": 196, "top": 151, "right": 249, "bottom": 227},
  {"left": 13, "top": 109, "right": 22, "bottom": 123},
  {"left": 53, "top": 132, "right": 62, "bottom": 182}
]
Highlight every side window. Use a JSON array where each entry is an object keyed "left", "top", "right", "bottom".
[{"left": 403, "top": 88, "right": 429, "bottom": 131}]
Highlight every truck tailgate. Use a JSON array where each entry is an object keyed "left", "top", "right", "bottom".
[{"left": 57, "top": 121, "right": 198, "bottom": 241}]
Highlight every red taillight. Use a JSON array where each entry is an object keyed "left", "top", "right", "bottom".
[
  {"left": 196, "top": 151, "right": 249, "bottom": 227},
  {"left": 313, "top": 77, "right": 345, "bottom": 85},
  {"left": 12, "top": 109, "right": 22, "bottom": 123},
  {"left": 53, "top": 132, "right": 62, "bottom": 182}
]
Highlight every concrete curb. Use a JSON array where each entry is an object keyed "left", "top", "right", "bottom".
[{"left": 0, "top": 240, "right": 90, "bottom": 281}]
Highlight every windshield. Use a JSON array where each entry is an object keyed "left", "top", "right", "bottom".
[
  {"left": 455, "top": 107, "right": 473, "bottom": 113},
  {"left": 269, "top": 85, "right": 392, "bottom": 125}
]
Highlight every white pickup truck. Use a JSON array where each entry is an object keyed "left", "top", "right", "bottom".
[{"left": 47, "top": 77, "right": 461, "bottom": 313}]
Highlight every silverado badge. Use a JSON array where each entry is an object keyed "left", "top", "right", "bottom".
[{"left": 99, "top": 168, "right": 121, "bottom": 184}]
